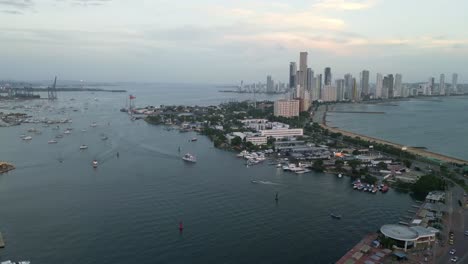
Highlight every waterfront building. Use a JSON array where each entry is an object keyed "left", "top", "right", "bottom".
[
  {"left": 360, "top": 70, "right": 370, "bottom": 98},
  {"left": 452, "top": 73, "right": 458, "bottom": 94},
  {"left": 376, "top": 73, "right": 383, "bottom": 98},
  {"left": 273, "top": 99, "right": 300, "bottom": 117},
  {"left": 352, "top": 78, "right": 359, "bottom": 101},
  {"left": 380, "top": 224, "right": 437, "bottom": 252},
  {"left": 321, "top": 85, "right": 337, "bottom": 102},
  {"left": 439, "top": 74, "right": 445, "bottom": 95},
  {"left": 394, "top": 74, "right": 402, "bottom": 97},
  {"left": 266, "top": 75, "right": 274, "bottom": 93},
  {"left": 387, "top": 74, "right": 394, "bottom": 98},
  {"left": 260, "top": 128, "right": 303, "bottom": 139},
  {"left": 336, "top": 79, "right": 345, "bottom": 101},
  {"left": 382, "top": 74, "right": 394, "bottom": 98},
  {"left": 246, "top": 136, "right": 267, "bottom": 146},
  {"left": 324, "top": 67, "right": 332, "bottom": 86},
  {"left": 289, "top": 62, "right": 297, "bottom": 89},
  {"left": 344, "top": 73, "right": 353, "bottom": 100}
]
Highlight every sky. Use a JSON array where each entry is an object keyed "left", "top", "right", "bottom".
[{"left": 1, "top": 0, "right": 467, "bottom": 84}]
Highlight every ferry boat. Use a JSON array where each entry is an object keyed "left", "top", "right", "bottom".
[
  {"left": 79, "top": 145, "right": 88, "bottom": 150},
  {"left": 92, "top": 160, "right": 98, "bottom": 168},
  {"left": 182, "top": 153, "right": 196, "bottom": 163},
  {"left": 48, "top": 140, "right": 58, "bottom": 144}
]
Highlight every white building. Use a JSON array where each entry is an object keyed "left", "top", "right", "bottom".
[
  {"left": 394, "top": 74, "right": 402, "bottom": 97},
  {"left": 452, "top": 73, "right": 458, "bottom": 94},
  {"left": 321, "top": 85, "right": 337, "bottom": 102},
  {"left": 260, "top": 128, "right": 303, "bottom": 139},
  {"left": 246, "top": 136, "right": 268, "bottom": 145},
  {"left": 439, "top": 74, "right": 445, "bottom": 95}
]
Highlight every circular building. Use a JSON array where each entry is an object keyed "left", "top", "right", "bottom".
[{"left": 380, "top": 224, "right": 437, "bottom": 251}]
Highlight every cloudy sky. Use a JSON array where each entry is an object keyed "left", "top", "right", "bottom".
[{"left": 1, "top": 0, "right": 467, "bottom": 83}]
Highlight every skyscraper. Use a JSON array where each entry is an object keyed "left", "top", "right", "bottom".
[
  {"left": 289, "top": 62, "right": 297, "bottom": 89},
  {"left": 266, "top": 75, "right": 274, "bottom": 93},
  {"left": 428, "top": 77, "right": 435, "bottom": 95},
  {"left": 386, "top": 74, "right": 394, "bottom": 98},
  {"left": 439, "top": 74, "right": 445, "bottom": 95},
  {"left": 452, "top": 73, "right": 458, "bottom": 94},
  {"left": 376, "top": 73, "right": 383, "bottom": 98},
  {"left": 324, "top": 67, "right": 332, "bottom": 86},
  {"left": 394, "top": 74, "right": 402, "bottom": 97},
  {"left": 307, "top": 68, "right": 314, "bottom": 92},
  {"left": 316, "top": 74, "right": 323, "bottom": 100},
  {"left": 352, "top": 78, "right": 359, "bottom": 101},
  {"left": 336, "top": 79, "right": 345, "bottom": 101},
  {"left": 344, "top": 74, "right": 353, "bottom": 100},
  {"left": 360, "top": 70, "right": 370, "bottom": 98},
  {"left": 299, "top": 52, "right": 308, "bottom": 90}
]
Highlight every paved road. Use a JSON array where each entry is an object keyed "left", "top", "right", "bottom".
[{"left": 437, "top": 186, "right": 467, "bottom": 263}]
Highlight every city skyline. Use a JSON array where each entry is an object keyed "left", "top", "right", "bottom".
[{"left": 1, "top": 0, "right": 468, "bottom": 83}]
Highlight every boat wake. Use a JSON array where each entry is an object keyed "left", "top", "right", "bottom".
[{"left": 251, "top": 180, "right": 282, "bottom": 186}]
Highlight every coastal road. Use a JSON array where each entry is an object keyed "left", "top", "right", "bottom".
[{"left": 437, "top": 185, "right": 467, "bottom": 264}]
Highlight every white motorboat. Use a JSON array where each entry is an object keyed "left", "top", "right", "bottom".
[
  {"left": 79, "top": 145, "right": 88, "bottom": 150},
  {"left": 90, "top": 122, "right": 97, "bottom": 127},
  {"left": 92, "top": 160, "right": 98, "bottom": 168},
  {"left": 64, "top": 130, "right": 71, "bottom": 134},
  {"left": 182, "top": 153, "right": 196, "bottom": 163},
  {"left": 22, "top": 136, "right": 32, "bottom": 141},
  {"left": 48, "top": 140, "right": 58, "bottom": 144}
]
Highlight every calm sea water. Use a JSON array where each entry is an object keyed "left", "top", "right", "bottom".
[
  {"left": 326, "top": 96, "right": 468, "bottom": 160},
  {"left": 0, "top": 84, "right": 413, "bottom": 263}
]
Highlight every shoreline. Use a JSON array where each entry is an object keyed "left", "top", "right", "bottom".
[{"left": 320, "top": 105, "right": 468, "bottom": 166}]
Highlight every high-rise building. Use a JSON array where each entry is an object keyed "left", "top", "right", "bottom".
[
  {"left": 352, "top": 78, "right": 359, "bottom": 101},
  {"left": 266, "top": 75, "right": 274, "bottom": 93},
  {"left": 394, "top": 74, "right": 402, "bottom": 97},
  {"left": 307, "top": 68, "right": 314, "bottom": 92},
  {"left": 336, "top": 79, "right": 345, "bottom": 101},
  {"left": 382, "top": 75, "right": 391, "bottom": 99},
  {"left": 324, "top": 67, "right": 332, "bottom": 86},
  {"left": 376, "top": 73, "right": 383, "bottom": 98},
  {"left": 428, "top": 77, "right": 435, "bottom": 95},
  {"left": 439, "top": 74, "right": 446, "bottom": 95},
  {"left": 386, "top": 74, "right": 394, "bottom": 98},
  {"left": 274, "top": 99, "right": 300, "bottom": 117},
  {"left": 360, "top": 70, "right": 370, "bottom": 98},
  {"left": 452, "top": 73, "right": 458, "bottom": 94},
  {"left": 316, "top": 74, "right": 322, "bottom": 100},
  {"left": 289, "top": 62, "right": 297, "bottom": 89},
  {"left": 299, "top": 52, "right": 308, "bottom": 90},
  {"left": 321, "top": 85, "right": 337, "bottom": 102},
  {"left": 344, "top": 74, "right": 353, "bottom": 100}
]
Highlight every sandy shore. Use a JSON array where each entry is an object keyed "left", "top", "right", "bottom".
[{"left": 319, "top": 105, "right": 468, "bottom": 166}]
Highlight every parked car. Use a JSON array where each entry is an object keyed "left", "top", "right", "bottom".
[
  {"left": 464, "top": 230, "right": 468, "bottom": 236},
  {"left": 449, "top": 249, "right": 456, "bottom": 255},
  {"left": 450, "top": 256, "right": 459, "bottom": 262}
]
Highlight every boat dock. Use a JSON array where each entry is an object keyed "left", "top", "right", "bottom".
[{"left": 0, "top": 232, "right": 5, "bottom": 248}]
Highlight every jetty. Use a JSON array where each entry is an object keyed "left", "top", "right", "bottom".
[{"left": 0, "top": 162, "right": 15, "bottom": 174}]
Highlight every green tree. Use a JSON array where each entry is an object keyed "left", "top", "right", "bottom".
[
  {"left": 403, "top": 160, "right": 412, "bottom": 168},
  {"left": 352, "top": 149, "right": 360, "bottom": 155},
  {"left": 312, "top": 159, "right": 325, "bottom": 172},
  {"left": 377, "top": 162, "right": 388, "bottom": 170},
  {"left": 411, "top": 174, "right": 446, "bottom": 200},
  {"left": 231, "top": 136, "right": 242, "bottom": 147},
  {"left": 348, "top": 160, "right": 361, "bottom": 170}
]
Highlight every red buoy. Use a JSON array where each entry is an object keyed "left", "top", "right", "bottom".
[{"left": 179, "top": 221, "right": 184, "bottom": 231}]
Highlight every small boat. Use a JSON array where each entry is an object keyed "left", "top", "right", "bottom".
[
  {"left": 79, "top": 145, "right": 88, "bottom": 150},
  {"left": 90, "top": 122, "right": 97, "bottom": 127},
  {"left": 55, "top": 134, "right": 64, "bottom": 138},
  {"left": 182, "top": 153, "right": 196, "bottom": 163},
  {"left": 190, "top": 137, "right": 198, "bottom": 142},
  {"left": 338, "top": 173, "right": 343, "bottom": 178},
  {"left": 277, "top": 163, "right": 282, "bottom": 168},
  {"left": 1, "top": 261, "right": 31, "bottom": 264},
  {"left": 330, "top": 213, "right": 342, "bottom": 219},
  {"left": 92, "top": 160, "right": 98, "bottom": 168},
  {"left": 81, "top": 129, "right": 87, "bottom": 132},
  {"left": 64, "top": 130, "right": 71, "bottom": 134},
  {"left": 381, "top": 185, "right": 389, "bottom": 193},
  {"left": 101, "top": 136, "right": 108, "bottom": 141},
  {"left": 48, "top": 140, "right": 58, "bottom": 144},
  {"left": 23, "top": 136, "right": 32, "bottom": 141}
]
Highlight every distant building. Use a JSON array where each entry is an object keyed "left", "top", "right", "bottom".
[
  {"left": 289, "top": 62, "right": 297, "bottom": 89},
  {"left": 321, "top": 85, "right": 337, "bottom": 102},
  {"left": 360, "top": 70, "right": 370, "bottom": 98},
  {"left": 394, "top": 74, "right": 402, "bottom": 97},
  {"left": 299, "top": 52, "right": 308, "bottom": 90},
  {"left": 266, "top": 75, "right": 274, "bottom": 93},
  {"left": 306, "top": 68, "right": 313, "bottom": 92},
  {"left": 383, "top": 74, "right": 394, "bottom": 98},
  {"left": 274, "top": 99, "right": 300, "bottom": 117},
  {"left": 376, "top": 73, "right": 383, "bottom": 98},
  {"left": 429, "top": 77, "right": 435, "bottom": 95},
  {"left": 246, "top": 136, "right": 268, "bottom": 146},
  {"left": 336, "top": 79, "right": 345, "bottom": 101},
  {"left": 352, "top": 78, "right": 359, "bottom": 101},
  {"left": 324, "top": 67, "right": 332, "bottom": 86},
  {"left": 344, "top": 73, "right": 353, "bottom": 100},
  {"left": 452, "top": 73, "right": 458, "bottom": 94},
  {"left": 316, "top": 74, "right": 323, "bottom": 100},
  {"left": 439, "top": 74, "right": 446, "bottom": 95}
]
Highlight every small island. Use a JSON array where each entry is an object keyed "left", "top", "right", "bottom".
[{"left": 0, "top": 162, "right": 15, "bottom": 174}]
